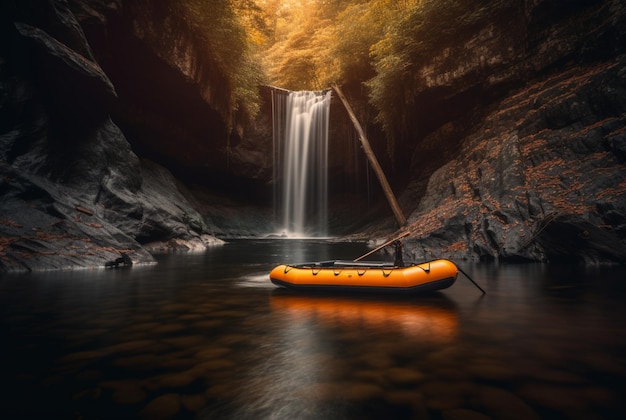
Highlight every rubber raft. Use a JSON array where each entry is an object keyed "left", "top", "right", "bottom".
[{"left": 269, "top": 259, "right": 459, "bottom": 294}]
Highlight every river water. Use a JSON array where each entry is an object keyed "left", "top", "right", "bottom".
[{"left": 1, "top": 239, "right": 625, "bottom": 419}]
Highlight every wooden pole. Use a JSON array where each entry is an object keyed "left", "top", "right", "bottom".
[{"left": 332, "top": 84, "right": 407, "bottom": 228}]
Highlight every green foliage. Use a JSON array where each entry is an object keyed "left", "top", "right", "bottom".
[
  {"left": 329, "top": 2, "right": 380, "bottom": 83},
  {"left": 137, "top": 0, "right": 266, "bottom": 121},
  {"left": 141, "top": 0, "right": 518, "bottom": 147},
  {"left": 366, "top": 0, "right": 518, "bottom": 150},
  {"left": 184, "top": 0, "right": 267, "bottom": 118},
  {"left": 251, "top": 0, "right": 519, "bottom": 153},
  {"left": 139, "top": 0, "right": 502, "bottom": 132},
  {"left": 261, "top": 1, "right": 340, "bottom": 90},
  {"left": 264, "top": 19, "right": 324, "bottom": 90}
]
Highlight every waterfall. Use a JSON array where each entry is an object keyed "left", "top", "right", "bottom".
[{"left": 272, "top": 89, "right": 332, "bottom": 237}]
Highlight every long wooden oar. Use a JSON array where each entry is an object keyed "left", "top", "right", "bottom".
[
  {"left": 332, "top": 84, "right": 406, "bottom": 228},
  {"left": 455, "top": 264, "right": 487, "bottom": 294},
  {"left": 353, "top": 231, "right": 411, "bottom": 261}
]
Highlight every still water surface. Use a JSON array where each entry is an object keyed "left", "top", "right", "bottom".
[{"left": 1, "top": 240, "right": 626, "bottom": 419}]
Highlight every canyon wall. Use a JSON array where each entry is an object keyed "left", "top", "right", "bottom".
[
  {"left": 0, "top": 0, "right": 225, "bottom": 271},
  {"left": 392, "top": 0, "right": 626, "bottom": 263}
]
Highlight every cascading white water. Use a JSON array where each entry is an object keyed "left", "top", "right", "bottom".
[{"left": 272, "top": 90, "right": 331, "bottom": 237}]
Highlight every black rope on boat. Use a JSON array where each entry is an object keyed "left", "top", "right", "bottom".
[
  {"left": 456, "top": 264, "right": 486, "bottom": 294},
  {"left": 415, "top": 262, "right": 431, "bottom": 273}
]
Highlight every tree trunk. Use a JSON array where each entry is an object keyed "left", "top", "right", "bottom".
[{"left": 332, "top": 84, "right": 407, "bottom": 228}]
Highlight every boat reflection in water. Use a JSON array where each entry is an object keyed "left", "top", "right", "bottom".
[
  {"left": 219, "top": 293, "right": 460, "bottom": 418},
  {"left": 270, "top": 291, "right": 459, "bottom": 343}
]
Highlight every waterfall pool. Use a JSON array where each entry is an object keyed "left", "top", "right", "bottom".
[{"left": 1, "top": 239, "right": 625, "bottom": 418}]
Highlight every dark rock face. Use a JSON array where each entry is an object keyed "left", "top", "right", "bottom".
[
  {"left": 328, "top": 3, "right": 626, "bottom": 257},
  {"left": 400, "top": 57, "right": 626, "bottom": 263},
  {"left": 71, "top": 0, "right": 253, "bottom": 189},
  {"left": 0, "top": 0, "right": 222, "bottom": 272}
]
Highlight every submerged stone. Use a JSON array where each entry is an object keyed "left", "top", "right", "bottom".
[{"left": 140, "top": 393, "right": 181, "bottom": 420}]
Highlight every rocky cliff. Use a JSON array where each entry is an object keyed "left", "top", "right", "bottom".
[
  {"left": 0, "top": 0, "right": 224, "bottom": 272},
  {"left": 390, "top": 0, "right": 626, "bottom": 263}
]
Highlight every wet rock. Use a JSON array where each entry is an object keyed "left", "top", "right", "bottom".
[
  {"left": 442, "top": 408, "right": 491, "bottom": 420},
  {"left": 535, "top": 214, "right": 626, "bottom": 263},
  {"left": 384, "top": 389, "right": 425, "bottom": 410},
  {"left": 517, "top": 383, "right": 587, "bottom": 414},
  {"left": 124, "top": 322, "right": 161, "bottom": 333},
  {"left": 159, "top": 357, "right": 199, "bottom": 372},
  {"left": 152, "top": 323, "right": 186, "bottom": 335},
  {"left": 466, "top": 361, "right": 518, "bottom": 382},
  {"left": 140, "top": 393, "right": 181, "bottom": 420},
  {"left": 99, "top": 379, "right": 147, "bottom": 405},
  {"left": 181, "top": 393, "right": 206, "bottom": 413},
  {"left": 384, "top": 367, "right": 426, "bottom": 386},
  {"left": 72, "top": 387, "right": 103, "bottom": 402},
  {"left": 111, "top": 354, "right": 161, "bottom": 371},
  {"left": 435, "top": 367, "right": 469, "bottom": 382},
  {"left": 177, "top": 314, "right": 203, "bottom": 322},
  {"left": 352, "top": 370, "right": 386, "bottom": 389},
  {"left": 524, "top": 368, "right": 584, "bottom": 385},
  {"left": 477, "top": 386, "right": 540, "bottom": 419},
  {"left": 211, "top": 310, "right": 249, "bottom": 318},
  {"left": 573, "top": 386, "right": 618, "bottom": 407},
  {"left": 360, "top": 352, "right": 395, "bottom": 369},
  {"left": 40, "top": 374, "right": 65, "bottom": 388},
  {"left": 162, "top": 335, "right": 206, "bottom": 349},
  {"left": 105, "top": 252, "right": 133, "bottom": 268},
  {"left": 577, "top": 351, "right": 626, "bottom": 376},
  {"left": 102, "top": 340, "right": 156, "bottom": 355},
  {"left": 420, "top": 380, "right": 474, "bottom": 411},
  {"left": 192, "top": 319, "right": 225, "bottom": 330},
  {"left": 58, "top": 350, "right": 106, "bottom": 363},
  {"left": 192, "top": 359, "right": 237, "bottom": 374},
  {"left": 158, "top": 303, "right": 191, "bottom": 313},
  {"left": 217, "top": 333, "right": 254, "bottom": 346},
  {"left": 205, "top": 383, "right": 239, "bottom": 400},
  {"left": 154, "top": 371, "right": 197, "bottom": 389},
  {"left": 111, "top": 384, "right": 147, "bottom": 405},
  {"left": 74, "top": 369, "right": 103, "bottom": 383},
  {"left": 194, "top": 347, "right": 231, "bottom": 360},
  {"left": 340, "top": 382, "right": 385, "bottom": 401}
]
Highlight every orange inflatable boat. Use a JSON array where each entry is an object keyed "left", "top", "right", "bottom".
[{"left": 269, "top": 259, "right": 459, "bottom": 294}]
